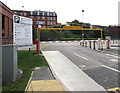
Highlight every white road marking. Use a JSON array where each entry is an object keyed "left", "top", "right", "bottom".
[
  {"left": 101, "top": 65, "right": 120, "bottom": 73},
  {"left": 73, "top": 53, "right": 88, "bottom": 60},
  {"left": 79, "top": 65, "right": 86, "bottom": 68},
  {"left": 106, "top": 54, "right": 120, "bottom": 59},
  {"left": 110, "top": 59, "right": 118, "bottom": 62}
]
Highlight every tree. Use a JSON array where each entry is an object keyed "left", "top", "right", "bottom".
[{"left": 72, "top": 20, "right": 80, "bottom": 24}]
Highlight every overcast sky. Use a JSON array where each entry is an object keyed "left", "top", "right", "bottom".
[{"left": 1, "top": 0, "right": 119, "bottom": 26}]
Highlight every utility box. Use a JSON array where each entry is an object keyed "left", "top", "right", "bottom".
[{"left": 2, "top": 44, "right": 18, "bottom": 84}]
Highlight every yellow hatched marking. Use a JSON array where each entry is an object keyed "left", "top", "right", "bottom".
[{"left": 107, "top": 87, "right": 120, "bottom": 93}]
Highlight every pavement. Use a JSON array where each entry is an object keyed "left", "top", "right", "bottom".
[{"left": 26, "top": 67, "right": 65, "bottom": 92}]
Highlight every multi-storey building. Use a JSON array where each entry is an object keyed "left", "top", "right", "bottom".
[
  {"left": 12, "top": 10, "right": 57, "bottom": 28},
  {"left": 0, "top": 1, "right": 14, "bottom": 44}
]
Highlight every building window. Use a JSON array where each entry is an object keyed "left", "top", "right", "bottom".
[
  {"left": 53, "top": 22, "right": 56, "bottom": 25},
  {"left": 47, "top": 12, "right": 49, "bottom": 16},
  {"left": 54, "top": 17, "right": 56, "bottom": 20},
  {"left": 37, "top": 11, "right": 39, "bottom": 15},
  {"left": 37, "top": 16, "right": 40, "bottom": 20},
  {"left": 53, "top": 13, "right": 56, "bottom": 16},
  {"left": 50, "top": 17, "right": 53, "bottom": 20},
  {"left": 20, "top": 12, "right": 22, "bottom": 15},
  {"left": 47, "top": 17, "right": 50, "bottom": 20},
  {"left": 50, "top": 13, "right": 52, "bottom": 16},
  {"left": 30, "top": 16, "right": 33, "bottom": 19},
  {"left": 36, "top": 21, "right": 45, "bottom": 25},
  {"left": 31, "top": 11, "right": 33, "bottom": 15},
  {"left": 24, "top": 13, "right": 27, "bottom": 16},
  {"left": 15, "top": 12, "right": 17, "bottom": 14},
  {"left": 42, "top": 12, "right": 45, "bottom": 16},
  {"left": 2, "top": 33, "right": 5, "bottom": 37},
  {"left": 47, "top": 21, "right": 50, "bottom": 25},
  {"left": 42, "top": 16, "right": 45, "bottom": 20},
  {"left": 50, "top": 22, "right": 53, "bottom": 25},
  {"left": 2, "top": 14, "right": 5, "bottom": 29}
]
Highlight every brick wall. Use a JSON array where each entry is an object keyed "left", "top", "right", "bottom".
[{"left": 0, "top": 1, "right": 14, "bottom": 44}]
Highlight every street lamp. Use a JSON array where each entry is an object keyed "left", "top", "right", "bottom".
[{"left": 82, "top": 10, "right": 84, "bottom": 40}]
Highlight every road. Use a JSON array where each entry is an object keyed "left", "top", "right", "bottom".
[{"left": 41, "top": 42, "right": 120, "bottom": 90}]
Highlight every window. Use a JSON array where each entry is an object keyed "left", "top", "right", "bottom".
[
  {"left": 47, "top": 17, "right": 50, "bottom": 20},
  {"left": 42, "top": 12, "right": 45, "bottom": 16},
  {"left": 2, "top": 33, "right": 5, "bottom": 37},
  {"left": 53, "top": 13, "right": 56, "bottom": 16},
  {"left": 37, "top": 11, "right": 39, "bottom": 15},
  {"left": 50, "top": 13, "right": 52, "bottom": 16},
  {"left": 47, "top": 12, "right": 49, "bottom": 16},
  {"left": 2, "top": 14, "right": 5, "bottom": 29},
  {"left": 20, "top": 12, "right": 23, "bottom": 15},
  {"left": 36, "top": 21, "right": 45, "bottom": 25},
  {"left": 47, "top": 21, "right": 50, "bottom": 25},
  {"left": 37, "top": 16, "right": 40, "bottom": 20},
  {"left": 50, "top": 17, "right": 53, "bottom": 20},
  {"left": 53, "top": 22, "right": 56, "bottom": 25},
  {"left": 50, "top": 22, "right": 53, "bottom": 25},
  {"left": 42, "top": 16, "right": 45, "bottom": 20},
  {"left": 30, "top": 16, "right": 33, "bottom": 19},
  {"left": 31, "top": 11, "right": 33, "bottom": 15},
  {"left": 54, "top": 17, "right": 56, "bottom": 20},
  {"left": 24, "top": 13, "right": 27, "bottom": 16}
]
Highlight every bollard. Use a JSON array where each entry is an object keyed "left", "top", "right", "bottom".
[
  {"left": 113, "top": 40, "right": 115, "bottom": 44},
  {"left": 107, "top": 40, "right": 111, "bottom": 49},
  {"left": 80, "top": 42, "right": 81, "bottom": 46},
  {"left": 89, "top": 41, "right": 91, "bottom": 48},
  {"left": 85, "top": 42, "right": 87, "bottom": 47},
  {"left": 98, "top": 40, "right": 101, "bottom": 50},
  {"left": 33, "top": 40, "right": 39, "bottom": 55},
  {"left": 82, "top": 41, "right": 84, "bottom": 47},
  {"left": 116, "top": 40, "right": 118, "bottom": 44},
  {"left": 101, "top": 41, "right": 103, "bottom": 50},
  {"left": 93, "top": 41, "right": 96, "bottom": 50}
]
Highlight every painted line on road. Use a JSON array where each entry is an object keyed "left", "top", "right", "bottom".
[
  {"left": 73, "top": 53, "right": 88, "bottom": 60},
  {"left": 101, "top": 65, "right": 120, "bottom": 73},
  {"left": 106, "top": 54, "right": 120, "bottom": 59}
]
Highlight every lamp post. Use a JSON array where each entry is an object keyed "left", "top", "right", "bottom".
[{"left": 82, "top": 10, "right": 84, "bottom": 40}]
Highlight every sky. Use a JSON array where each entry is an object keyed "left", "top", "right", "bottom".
[{"left": 1, "top": 0, "right": 120, "bottom": 26}]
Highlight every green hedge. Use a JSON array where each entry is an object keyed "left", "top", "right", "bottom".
[{"left": 61, "top": 38, "right": 98, "bottom": 41}]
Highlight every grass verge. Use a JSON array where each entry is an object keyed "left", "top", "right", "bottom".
[{"left": 2, "top": 50, "right": 48, "bottom": 92}]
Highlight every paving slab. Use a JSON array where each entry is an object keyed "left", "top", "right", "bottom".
[
  {"left": 42, "top": 51, "right": 107, "bottom": 91},
  {"left": 32, "top": 66, "right": 54, "bottom": 80}
]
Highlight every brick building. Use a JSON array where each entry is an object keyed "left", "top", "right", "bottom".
[
  {"left": 0, "top": 1, "right": 14, "bottom": 44},
  {"left": 108, "top": 26, "right": 120, "bottom": 40}
]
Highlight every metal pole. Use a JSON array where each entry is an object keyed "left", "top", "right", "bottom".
[
  {"left": 82, "top": 10, "right": 84, "bottom": 40},
  {"left": 36, "top": 28, "right": 38, "bottom": 40},
  {"left": 101, "top": 29, "right": 103, "bottom": 40}
]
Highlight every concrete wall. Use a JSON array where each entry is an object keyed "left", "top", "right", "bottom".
[{"left": 2, "top": 45, "right": 18, "bottom": 84}]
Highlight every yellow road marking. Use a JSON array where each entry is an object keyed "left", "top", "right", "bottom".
[{"left": 107, "top": 87, "right": 120, "bottom": 93}]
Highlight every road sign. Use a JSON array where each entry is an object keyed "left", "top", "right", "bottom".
[
  {"left": 38, "top": 24, "right": 42, "bottom": 28},
  {"left": 13, "top": 15, "right": 33, "bottom": 49}
]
